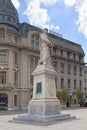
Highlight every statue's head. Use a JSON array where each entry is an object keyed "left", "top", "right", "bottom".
[{"left": 43, "top": 28, "right": 48, "bottom": 34}]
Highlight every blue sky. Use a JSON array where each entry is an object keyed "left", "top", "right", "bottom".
[{"left": 12, "top": 0, "right": 87, "bottom": 62}]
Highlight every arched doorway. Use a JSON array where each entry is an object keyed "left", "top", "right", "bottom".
[{"left": 0, "top": 93, "right": 8, "bottom": 110}]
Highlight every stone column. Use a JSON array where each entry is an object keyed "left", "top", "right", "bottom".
[
  {"left": 8, "top": 50, "right": 14, "bottom": 86},
  {"left": 20, "top": 52, "right": 28, "bottom": 88}
]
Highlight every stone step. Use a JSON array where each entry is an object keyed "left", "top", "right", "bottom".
[{"left": 13, "top": 114, "right": 76, "bottom": 126}]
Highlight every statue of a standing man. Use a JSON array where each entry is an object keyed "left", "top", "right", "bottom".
[{"left": 39, "top": 28, "right": 53, "bottom": 66}]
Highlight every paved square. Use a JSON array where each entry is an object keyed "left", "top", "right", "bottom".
[{"left": 0, "top": 108, "right": 87, "bottom": 130}]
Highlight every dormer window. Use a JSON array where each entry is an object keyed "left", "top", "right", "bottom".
[{"left": 31, "top": 34, "right": 39, "bottom": 49}]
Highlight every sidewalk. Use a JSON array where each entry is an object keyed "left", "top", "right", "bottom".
[{"left": 0, "top": 108, "right": 87, "bottom": 130}]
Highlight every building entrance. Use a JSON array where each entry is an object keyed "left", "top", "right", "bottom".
[{"left": 0, "top": 93, "right": 8, "bottom": 110}]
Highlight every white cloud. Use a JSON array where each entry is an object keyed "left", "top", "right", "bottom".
[
  {"left": 11, "top": 0, "right": 20, "bottom": 9},
  {"left": 50, "top": 24, "right": 60, "bottom": 30},
  {"left": 24, "top": 0, "right": 60, "bottom": 31},
  {"left": 41, "top": 0, "right": 59, "bottom": 6},
  {"left": 64, "top": 0, "right": 76, "bottom": 7},
  {"left": 76, "top": 0, "right": 87, "bottom": 38},
  {"left": 24, "top": 0, "right": 49, "bottom": 27},
  {"left": 43, "top": 24, "right": 60, "bottom": 31},
  {"left": 64, "top": 0, "right": 87, "bottom": 38}
]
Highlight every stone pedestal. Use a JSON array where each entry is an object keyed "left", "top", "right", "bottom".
[
  {"left": 28, "top": 65, "right": 60, "bottom": 115},
  {"left": 13, "top": 65, "right": 75, "bottom": 125}
]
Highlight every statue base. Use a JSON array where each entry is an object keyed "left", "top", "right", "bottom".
[{"left": 13, "top": 65, "right": 75, "bottom": 125}]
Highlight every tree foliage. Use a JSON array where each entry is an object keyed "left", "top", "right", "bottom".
[
  {"left": 76, "top": 88, "right": 84, "bottom": 104},
  {"left": 56, "top": 88, "right": 69, "bottom": 104}
]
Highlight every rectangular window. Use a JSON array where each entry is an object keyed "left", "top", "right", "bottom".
[
  {"left": 0, "top": 51, "right": 7, "bottom": 63},
  {"left": 36, "top": 35, "right": 39, "bottom": 49},
  {"left": 14, "top": 95, "right": 17, "bottom": 107},
  {"left": 60, "top": 50, "right": 63, "bottom": 57},
  {"left": 61, "top": 78, "right": 64, "bottom": 89},
  {"left": 68, "top": 79, "right": 70, "bottom": 89},
  {"left": 67, "top": 52, "right": 70, "bottom": 58},
  {"left": 80, "top": 80, "right": 82, "bottom": 89},
  {"left": 14, "top": 52, "right": 17, "bottom": 64},
  {"left": 0, "top": 71, "right": 6, "bottom": 84},
  {"left": 31, "top": 34, "right": 39, "bottom": 49},
  {"left": 74, "top": 66, "right": 77, "bottom": 75},
  {"left": 67, "top": 65, "right": 71, "bottom": 74},
  {"left": 79, "top": 55, "right": 82, "bottom": 62},
  {"left": 60, "top": 63, "right": 64, "bottom": 73},
  {"left": 79, "top": 67, "right": 82, "bottom": 76},
  {"left": 74, "top": 80, "right": 76, "bottom": 89},
  {"left": 84, "top": 79, "right": 86, "bottom": 83}
]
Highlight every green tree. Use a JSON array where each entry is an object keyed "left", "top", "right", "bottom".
[
  {"left": 76, "top": 88, "right": 84, "bottom": 106},
  {"left": 56, "top": 88, "right": 69, "bottom": 104}
]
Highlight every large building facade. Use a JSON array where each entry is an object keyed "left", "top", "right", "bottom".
[{"left": 0, "top": 0, "right": 86, "bottom": 110}]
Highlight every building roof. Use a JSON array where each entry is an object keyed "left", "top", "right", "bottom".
[
  {"left": 19, "top": 23, "right": 84, "bottom": 55},
  {"left": 0, "top": 0, "right": 19, "bottom": 30},
  {"left": 49, "top": 33, "right": 84, "bottom": 55}
]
